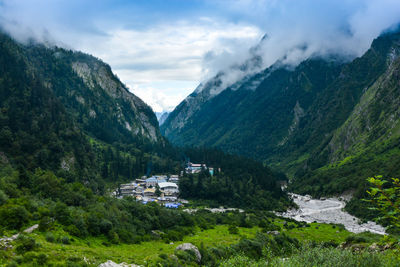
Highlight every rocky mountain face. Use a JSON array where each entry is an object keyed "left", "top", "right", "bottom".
[
  {"left": 156, "top": 112, "right": 170, "bottom": 126},
  {"left": 70, "top": 57, "right": 159, "bottom": 142},
  {"left": 162, "top": 29, "right": 400, "bottom": 198}
]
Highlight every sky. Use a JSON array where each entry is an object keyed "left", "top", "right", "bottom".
[{"left": 1, "top": 0, "right": 400, "bottom": 112}]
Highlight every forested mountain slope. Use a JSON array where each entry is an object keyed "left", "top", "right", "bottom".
[
  {"left": 0, "top": 31, "right": 287, "bottom": 207},
  {"left": 0, "top": 31, "right": 170, "bottom": 188},
  {"left": 162, "top": 29, "right": 400, "bottom": 201}
]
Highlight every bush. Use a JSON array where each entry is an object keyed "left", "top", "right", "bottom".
[
  {"left": 39, "top": 216, "right": 52, "bottom": 232},
  {"left": 272, "top": 245, "right": 397, "bottom": 267},
  {"left": 45, "top": 232, "right": 55, "bottom": 243},
  {"left": 228, "top": 225, "right": 239, "bottom": 235},
  {"left": 0, "top": 190, "right": 8, "bottom": 205},
  {"left": 61, "top": 236, "right": 71, "bottom": 244},
  {"left": 66, "top": 224, "right": 81, "bottom": 237},
  {"left": 15, "top": 235, "right": 37, "bottom": 254},
  {"left": 0, "top": 204, "right": 29, "bottom": 230}
]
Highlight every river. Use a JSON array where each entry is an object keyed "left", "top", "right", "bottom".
[{"left": 277, "top": 193, "right": 386, "bottom": 235}]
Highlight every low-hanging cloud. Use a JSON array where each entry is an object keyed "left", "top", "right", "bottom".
[
  {"left": 0, "top": 0, "right": 400, "bottom": 111},
  {"left": 200, "top": 0, "right": 400, "bottom": 92}
]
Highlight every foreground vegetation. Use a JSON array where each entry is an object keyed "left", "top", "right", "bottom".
[{"left": 1, "top": 213, "right": 399, "bottom": 266}]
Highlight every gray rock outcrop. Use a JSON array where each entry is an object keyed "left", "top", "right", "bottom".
[{"left": 175, "top": 243, "right": 201, "bottom": 263}]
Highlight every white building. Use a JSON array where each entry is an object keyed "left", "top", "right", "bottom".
[{"left": 158, "top": 182, "right": 179, "bottom": 196}]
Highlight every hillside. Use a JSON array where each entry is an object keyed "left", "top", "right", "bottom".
[
  {"left": 0, "top": 31, "right": 173, "bottom": 187},
  {"left": 162, "top": 29, "right": 400, "bottom": 202},
  {"left": 0, "top": 31, "right": 288, "bottom": 205}
]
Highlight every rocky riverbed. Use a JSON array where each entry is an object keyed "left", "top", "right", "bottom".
[{"left": 278, "top": 193, "right": 386, "bottom": 235}]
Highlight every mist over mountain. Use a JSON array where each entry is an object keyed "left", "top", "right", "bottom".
[{"left": 162, "top": 28, "right": 400, "bottom": 217}]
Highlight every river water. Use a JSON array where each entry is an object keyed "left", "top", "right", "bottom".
[{"left": 277, "top": 193, "right": 386, "bottom": 235}]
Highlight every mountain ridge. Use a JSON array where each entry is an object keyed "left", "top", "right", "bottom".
[{"left": 162, "top": 29, "right": 400, "bottom": 201}]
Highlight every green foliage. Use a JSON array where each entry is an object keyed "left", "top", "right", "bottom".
[
  {"left": 272, "top": 244, "right": 398, "bottom": 267},
  {"left": 365, "top": 176, "right": 400, "bottom": 228},
  {"left": 228, "top": 225, "right": 239, "bottom": 235},
  {"left": 179, "top": 148, "right": 290, "bottom": 210},
  {"left": 0, "top": 203, "right": 29, "bottom": 230},
  {"left": 15, "top": 235, "right": 38, "bottom": 254}
]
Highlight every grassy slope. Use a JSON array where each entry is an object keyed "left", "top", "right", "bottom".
[{"left": 2, "top": 219, "right": 389, "bottom": 266}]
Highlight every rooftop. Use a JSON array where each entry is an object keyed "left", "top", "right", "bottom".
[{"left": 158, "top": 182, "right": 178, "bottom": 189}]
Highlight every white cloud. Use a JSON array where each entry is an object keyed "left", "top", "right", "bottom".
[
  {"left": 72, "top": 20, "right": 261, "bottom": 111},
  {"left": 1, "top": 0, "right": 399, "bottom": 112},
  {"left": 197, "top": 0, "right": 400, "bottom": 95},
  {"left": 125, "top": 81, "right": 198, "bottom": 113}
]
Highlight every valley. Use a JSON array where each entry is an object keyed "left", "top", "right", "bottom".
[{"left": 1, "top": 6, "right": 400, "bottom": 265}]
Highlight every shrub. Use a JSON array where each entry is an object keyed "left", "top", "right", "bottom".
[
  {"left": 61, "top": 236, "right": 71, "bottom": 244},
  {"left": 272, "top": 245, "right": 397, "bottom": 267},
  {"left": 228, "top": 225, "right": 239, "bottom": 235},
  {"left": 0, "top": 204, "right": 29, "bottom": 230},
  {"left": 39, "top": 216, "right": 52, "bottom": 232},
  {"left": 0, "top": 190, "right": 8, "bottom": 205},
  {"left": 45, "top": 232, "right": 55, "bottom": 243},
  {"left": 15, "top": 235, "right": 37, "bottom": 254},
  {"left": 66, "top": 224, "right": 81, "bottom": 237},
  {"left": 36, "top": 253, "right": 48, "bottom": 265}
]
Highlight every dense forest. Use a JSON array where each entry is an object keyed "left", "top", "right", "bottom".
[{"left": 179, "top": 148, "right": 289, "bottom": 210}]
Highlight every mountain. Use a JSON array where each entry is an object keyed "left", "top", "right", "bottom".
[
  {"left": 156, "top": 111, "right": 170, "bottom": 125},
  {"left": 0, "top": 31, "right": 287, "bottom": 209},
  {"left": 0, "top": 31, "right": 167, "bottom": 186},
  {"left": 162, "top": 29, "right": 400, "bottom": 203}
]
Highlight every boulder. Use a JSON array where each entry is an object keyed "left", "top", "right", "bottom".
[
  {"left": 266, "top": 231, "right": 280, "bottom": 236},
  {"left": 175, "top": 243, "right": 201, "bottom": 263},
  {"left": 98, "top": 260, "right": 139, "bottom": 267},
  {"left": 368, "top": 243, "right": 379, "bottom": 252}
]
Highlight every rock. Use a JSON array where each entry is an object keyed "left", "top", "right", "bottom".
[
  {"left": 175, "top": 243, "right": 201, "bottom": 263},
  {"left": 98, "top": 260, "right": 140, "bottom": 267},
  {"left": 266, "top": 231, "right": 280, "bottom": 236},
  {"left": 368, "top": 243, "right": 379, "bottom": 251}
]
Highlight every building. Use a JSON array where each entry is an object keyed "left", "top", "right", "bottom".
[
  {"left": 135, "top": 178, "right": 146, "bottom": 186},
  {"left": 158, "top": 182, "right": 179, "bottom": 196},
  {"left": 185, "top": 162, "right": 214, "bottom": 175},
  {"left": 169, "top": 175, "right": 179, "bottom": 184},
  {"left": 134, "top": 186, "right": 144, "bottom": 196},
  {"left": 146, "top": 176, "right": 167, "bottom": 187},
  {"left": 120, "top": 183, "right": 136, "bottom": 196},
  {"left": 143, "top": 187, "right": 156, "bottom": 198},
  {"left": 186, "top": 162, "right": 205, "bottom": 174}
]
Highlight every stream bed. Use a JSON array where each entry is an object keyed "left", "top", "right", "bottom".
[{"left": 277, "top": 193, "right": 386, "bottom": 235}]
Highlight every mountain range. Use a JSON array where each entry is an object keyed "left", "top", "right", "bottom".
[{"left": 162, "top": 29, "right": 400, "bottom": 208}]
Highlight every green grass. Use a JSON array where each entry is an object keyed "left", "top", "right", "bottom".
[
  {"left": 1, "top": 220, "right": 391, "bottom": 266},
  {"left": 4, "top": 225, "right": 261, "bottom": 266},
  {"left": 285, "top": 223, "right": 351, "bottom": 243}
]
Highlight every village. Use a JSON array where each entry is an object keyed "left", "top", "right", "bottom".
[{"left": 114, "top": 162, "right": 214, "bottom": 208}]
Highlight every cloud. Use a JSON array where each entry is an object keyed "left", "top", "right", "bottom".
[
  {"left": 1, "top": 0, "right": 399, "bottom": 111},
  {"left": 126, "top": 81, "right": 198, "bottom": 113},
  {"left": 199, "top": 0, "right": 400, "bottom": 93},
  {"left": 0, "top": 0, "right": 261, "bottom": 111}
]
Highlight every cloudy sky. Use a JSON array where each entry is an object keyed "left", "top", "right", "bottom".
[{"left": 1, "top": 0, "right": 400, "bottom": 112}]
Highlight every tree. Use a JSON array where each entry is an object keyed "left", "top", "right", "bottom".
[
  {"left": 365, "top": 176, "right": 400, "bottom": 228},
  {"left": 155, "top": 184, "right": 161, "bottom": 197}
]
